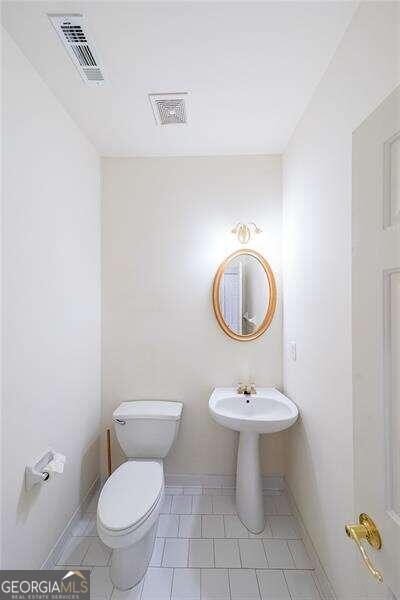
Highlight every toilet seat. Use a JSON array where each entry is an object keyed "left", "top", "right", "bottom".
[{"left": 97, "top": 460, "right": 164, "bottom": 547}]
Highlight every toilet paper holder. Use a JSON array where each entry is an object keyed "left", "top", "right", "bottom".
[{"left": 25, "top": 449, "right": 66, "bottom": 490}]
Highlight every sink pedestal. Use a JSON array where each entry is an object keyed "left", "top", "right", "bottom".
[
  {"left": 236, "top": 431, "right": 264, "bottom": 533},
  {"left": 209, "top": 387, "right": 299, "bottom": 533}
]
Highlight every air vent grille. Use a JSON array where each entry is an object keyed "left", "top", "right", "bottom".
[
  {"left": 149, "top": 93, "right": 189, "bottom": 126},
  {"left": 49, "top": 14, "right": 105, "bottom": 85},
  {"left": 71, "top": 45, "right": 97, "bottom": 67},
  {"left": 156, "top": 99, "right": 186, "bottom": 125},
  {"left": 61, "top": 24, "right": 87, "bottom": 43},
  {"left": 83, "top": 68, "right": 104, "bottom": 82}
]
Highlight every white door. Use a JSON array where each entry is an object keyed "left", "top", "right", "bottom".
[
  {"left": 352, "top": 86, "right": 400, "bottom": 598},
  {"left": 220, "top": 262, "right": 243, "bottom": 334}
]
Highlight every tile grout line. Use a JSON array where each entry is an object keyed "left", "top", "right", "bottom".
[
  {"left": 283, "top": 569, "right": 295, "bottom": 600},
  {"left": 286, "top": 538, "right": 298, "bottom": 569},
  {"left": 312, "top": 570, "right": 326, "bottom": 600},
  {"left": 137, "top": 577, "right": 143, "bottom": 600},
  {"left": 227, "top": 567, "right": 233, "bottom": 600},
  {"left": 78, "top": 537, "right": 93, "bottom": 568},
  {"left": 199, "top": 565, "right": 202, "bottom": 600},
  {"left": 261, "top": 537, "right": 270, "bottom": 569},
  {"left": 160, "top": 537, "right": 167, "bottom": 568},
  {"left": 169, "top": 569, "right": 175, "bottom": 600},
  {"left": 188, "top": 538, "right": 192, "bottom": 569},
  {"left": 255, "top": 568, "right": 263, "bottom": 600},
  {"left": 237, "top": 538, "right": 243, "bottom": 569}
]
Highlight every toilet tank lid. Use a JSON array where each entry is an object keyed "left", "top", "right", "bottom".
[{"left": 113, "top": 400, "right": 183, "bottom": 421}]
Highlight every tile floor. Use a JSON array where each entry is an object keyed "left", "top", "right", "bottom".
[{"left": 54, "top": 485, "right": 322, "bottom": 600}]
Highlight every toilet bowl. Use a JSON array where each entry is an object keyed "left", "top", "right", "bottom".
[
  {"left": 97, "top": 460, "right": 164, "bottom": 589},
  {"left": 97, "top": 400, "right": 182, "bottom": 590}
]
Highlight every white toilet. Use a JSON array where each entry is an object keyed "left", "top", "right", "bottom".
[{"left": 97, "top": 400, "right": 183, "bottom": 590}]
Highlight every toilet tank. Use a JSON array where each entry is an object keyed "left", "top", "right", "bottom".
[{"left": 113, "top": 401, "right": 183, "bottom": 458}]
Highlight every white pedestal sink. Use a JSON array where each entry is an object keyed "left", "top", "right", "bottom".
[{"left": 209, "top": 388, "right": 298, "bottom": 533}]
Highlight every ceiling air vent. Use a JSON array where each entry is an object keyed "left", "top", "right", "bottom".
[
  {"left": 149, "top": 93, "right": 188, "bottom": 125},
  {"left": 48, "top": 14, "right": 105, "bottom": 85}
]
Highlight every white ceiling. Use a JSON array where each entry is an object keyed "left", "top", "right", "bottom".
[{"left": 2, "top": 1, "right": 358, "bottom": 156}]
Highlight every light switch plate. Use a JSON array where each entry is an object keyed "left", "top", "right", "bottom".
[{"left": 289, "top": 341, "right": 297, "bottom": 361}]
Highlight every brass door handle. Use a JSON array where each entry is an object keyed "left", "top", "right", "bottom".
[{"left": 345, "top": 513, "right": 383, "bottom": 583}]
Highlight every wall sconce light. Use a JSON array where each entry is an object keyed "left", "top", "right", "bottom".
[{"left": 231, "top": 222, "right": 262, "bottom": 244}]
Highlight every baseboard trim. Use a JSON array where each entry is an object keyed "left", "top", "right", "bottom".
[
  {"left": 285, "top": 480, "right": 337, "bottom": 600},
  {"left": 165, "top": 473, "right": 285, "bottom": 491},
  {"left": 41, "top": 476, "right": 100, "bottom": 570}
]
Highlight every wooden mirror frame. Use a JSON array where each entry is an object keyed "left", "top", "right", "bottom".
[{"left": 212, "top": 249, "right": 277, "bottom": 342}]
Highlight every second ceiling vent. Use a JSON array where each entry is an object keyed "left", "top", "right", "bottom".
[{"left": 149, "top": 93, "right": 188, "bottom": 125}]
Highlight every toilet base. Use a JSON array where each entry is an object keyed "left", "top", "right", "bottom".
[{"left": 109, "top": 520, "right": 157, "bottom": 590}]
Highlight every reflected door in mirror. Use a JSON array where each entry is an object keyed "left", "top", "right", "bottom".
[{"left": 213, "top": 250, "right": 276, "bottom": 341}]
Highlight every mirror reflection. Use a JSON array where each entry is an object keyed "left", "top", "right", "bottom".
[
  {"left": 213, "top": 249, "right": 276, "bottom": 341},
  {"left": 218, "top": 254, "right": 270, "bottom": 336}
]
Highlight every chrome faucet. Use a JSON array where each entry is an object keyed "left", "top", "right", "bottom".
[{"left": 237, "top": 382, "right": 257, "bottom": 395}]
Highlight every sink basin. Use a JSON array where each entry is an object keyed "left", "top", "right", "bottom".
[
  {"left": 209, "top": 387, "right": 298, "bottom": 434},
  {"left": 209, "top": 387, "right": 298, "bottom": 533}
]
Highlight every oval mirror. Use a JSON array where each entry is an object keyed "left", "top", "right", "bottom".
[{"left": 212, "top": 249, "right": 277, "bottom": 341}]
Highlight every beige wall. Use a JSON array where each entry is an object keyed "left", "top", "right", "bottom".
[
  {"left": 2, "top": 30, "right": 101, "bottom": 568},
  {"left": 282, "top": 2, "right": 400, "bottom": 598},
  {"left": 102, "top": 155, "right": 284, "bottom": 477}
]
